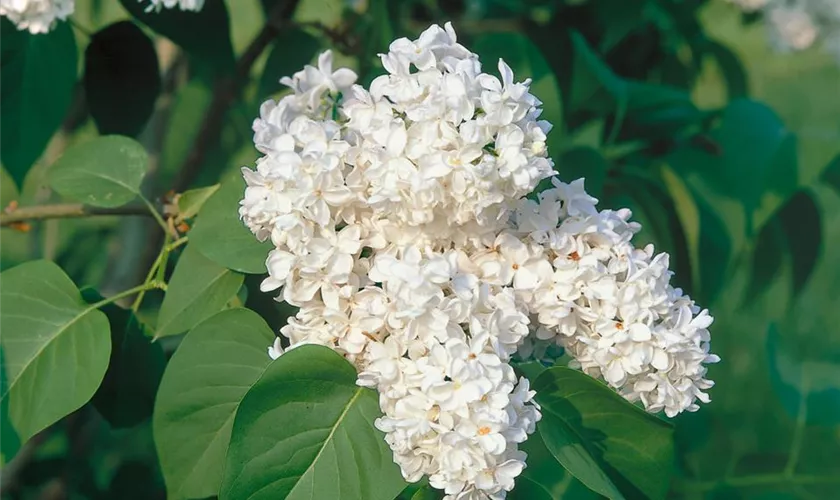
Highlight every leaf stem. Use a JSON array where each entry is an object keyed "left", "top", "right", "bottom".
[
  {"left": 604, "top": 93, "right": 628, "bottom": 147},
  {"left": 140, "top": 195, "right": 171, "bottom": 235},
  {"left": 91, "top": 281, "right": 163, "bottom": 311},
  {"left": 784, "top": 366, "right": 810, "bottom": 477}
]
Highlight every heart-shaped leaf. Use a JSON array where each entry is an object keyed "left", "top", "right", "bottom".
[{"left": 220, "top": 344, "right": 407, "bottom": 500}]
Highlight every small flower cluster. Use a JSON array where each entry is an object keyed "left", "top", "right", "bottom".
[
  {"left": 242, "top": 23, "right": 718, "bottom": 498},
  {"left": 0, "top": 0, "right": 72, "bottom": 34},
  {"left": 1, "top": 0, "right": 203, "bottom": 33},
  {"left": 728, "top": 0, "right": 840, "bottom": 59}
]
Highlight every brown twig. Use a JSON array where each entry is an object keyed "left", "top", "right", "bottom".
[
  {"left": 1, "top": 203, "right": 153, "bottom": 228},
  {"left": 0, "top": 429, "right": 52, "bottom": 496},
  {"left": 170, "top": 0, "right": 301, "bottom": 192}
]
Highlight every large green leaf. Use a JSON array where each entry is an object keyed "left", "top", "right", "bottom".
[
  {"left": 82, "top": 289, "right": 164, "bottom": 429},
  {"left": 155, "top": 245, "right": 244, "bottom": 338},
  {"left": 1, "top": 20, "right": 77, "bottom": 187},
  {"left": 533, "top": 367, "right": 675, "bottom": 500},
  {"left": 48, "top": 136, "right": 149, "bottom": 208},
  {"left": 84, "top": 21, "right": 161, "bottom": 137},
  {"left": 153, "top": 308, "right": 275, "bottom": 499},
  {"left": 119, "top": 0, "right": 235, "bottom": 74},
  {"left": 0, "top": 261, "right": 111, "bottom": 443},
  {"left": 220, "top": 345, "right": 407, "bottom": 500},
  {"left": 189, "top": 175, "right": 271, "bottom": 274}
]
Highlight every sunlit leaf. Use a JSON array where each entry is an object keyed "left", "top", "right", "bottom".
[
  {"left": 154, "top": 309, "right": 275, "bottom": 499},
  {"left": 189, "top": 176, "right": 271, "bottom": 274},
  {"left": 220, "top": 345, "right": 407, "bottom": 500},
  {"left": 0, "top": 261, "right": 110, "bottom": 443},
  {"left": 155, "top": 245, "right": 244, "bottom": 338},
  {"left": 534, "top": 367, "right": 675, "bottom": 500},
  {"left": 48, "top": 136, "right": 149, "bottom": 208}
]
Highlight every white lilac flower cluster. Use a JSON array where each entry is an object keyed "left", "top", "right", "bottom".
[
  {"left": 728, "top": 0, "right": 840, "bottom": 59},
  {"left": 241, "top": 23, "right": 718, "bottom": 498},
  {"left": 0, "top": 0, "right": 202, "bottom": 34}
]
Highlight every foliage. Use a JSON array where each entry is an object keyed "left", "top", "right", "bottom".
[{"left": 1, "top": 0, "right": 839, "bottom": 499}]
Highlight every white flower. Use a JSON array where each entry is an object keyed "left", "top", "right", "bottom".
[
  {"left": 241, "top": 22, "right": 716, "bottom": 498},
  {"left": 143, "top": 0, "right": 205, "bottom": 12},
  {"left": 1, "top": 0, "right": 73, "bottom": 33}
]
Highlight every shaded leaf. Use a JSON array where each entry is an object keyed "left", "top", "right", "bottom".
[
  {"left": 82, "top": 289, "right": 165, "bottom": 429},
  {"left": 820, "top": 154, "right": 840, "bottom": 196},
  {"left": 746, "top": 216, "right": 786, "bottom": 302},
  {"left": 568, "top": 31, "right": 625, "bottom": 113},
  {"left": 84, "top": 21, "right": 161, "bottom": 137},
  {"left": 154, "top": 308, "right": 275, "bottom": 499},
  {"left": 1, "top": 20, "right": 77, "bottom": 187},
  {"left": 48, "top": 136, "right": 149, "bottom": 208},
  {"left": 0, "top": 261, "right": 110, "bottom": 443},
  {"left": 220, "top": 345, "right": 407, "bottom": 500},
  {"left": 511, "top": 430, "right": 600, "bottom": 500},
  {"left": 777, "top": 190, "right": 822, "bottom": 295},
  {"left": 555, "top": 147, "right": 609, "bottom": 200},
  {"left": 190, "top": 175, "right": 271, "bottom": 274},
  {"left": 119, "top": 0, "right": 235, "bottom": 74},
  {"left": 534, "top": 367, "right": 675, "bottom": 500},
  {"left": 155, "top": 245, "right": 244, "bottom": 338},
  {"left": 705, "top": 39, "right": 749, "bottom": 99}
]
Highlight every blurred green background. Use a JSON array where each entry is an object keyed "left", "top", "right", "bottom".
[{"left": 1, "top": 0, "right": 839, "bottom": 498}]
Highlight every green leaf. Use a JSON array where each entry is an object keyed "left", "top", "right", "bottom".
[
  {"left": 821, "top": 154, "right": 840, "bottom": 196},
  {"left": 711, "top": 99, "right": 797, "bottom": 231},
  {"left": 48, "top": 136, "right": 149, "bottom": 208},
  {"left": 555, "top": 147, "right": 608, "bottom": 200},
  {"left": 409, "top": 485, "right": 441, "bottom": 500},
  {"left": 82, "top": 289, "right": 165, "bottom": 429},
  {"left": 177, "top": 183, "right": 221, "bottom": 221},
  {"left": 189, "top": 175, "right": 271, "bottom": 274},
  {"left": 0, "top": 261, "right": 111, "bottom": 443},
  {"left": 511, "top": 431, "right": 600, "bottom": 500},
  {"left": 0, "top": 346, "right": 21, "bottom": 465},
  {"left": 154, "top": 308, "right": 275, "bottom": 499},
  {"left": 661, "top": 165, "right": 700, "bottom": 289},
  {"left": 155, "top": 245, "right": 244, "bottom": 338},
  {"left": 777, "top": 190, "right": 822, "bottom": 295},
  {"left": 258, "top": 29, "right": 321, "bottom": 99},
  {"left": 746, "top": 216, "right": 786, "bottom": 302},
  {"left": 1, "top": 20, "right": 77, "bottom": 187},
  {"left": 220, "top": 344, "right": 407, "bottom": 500},
  {"left": 705, "top": 40, "right": 749, "bottom": 100},
  {"left": 119, "top": 0, "right": 235, "bottom": 74},
  {"left": 0, "top": 167, "right": 19, "bottom": 208},
  {"left": 84, "top": 21, "right": 161, "bottom": 137},
  {"left": 568, "top": 31, "right": 625, "bottom": 113},
  {"left": 533, "top": 367, "right": 675, "bottom": 500},
  {"left": 767, "top": 324, "right": 840, "bottom": 425}
]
